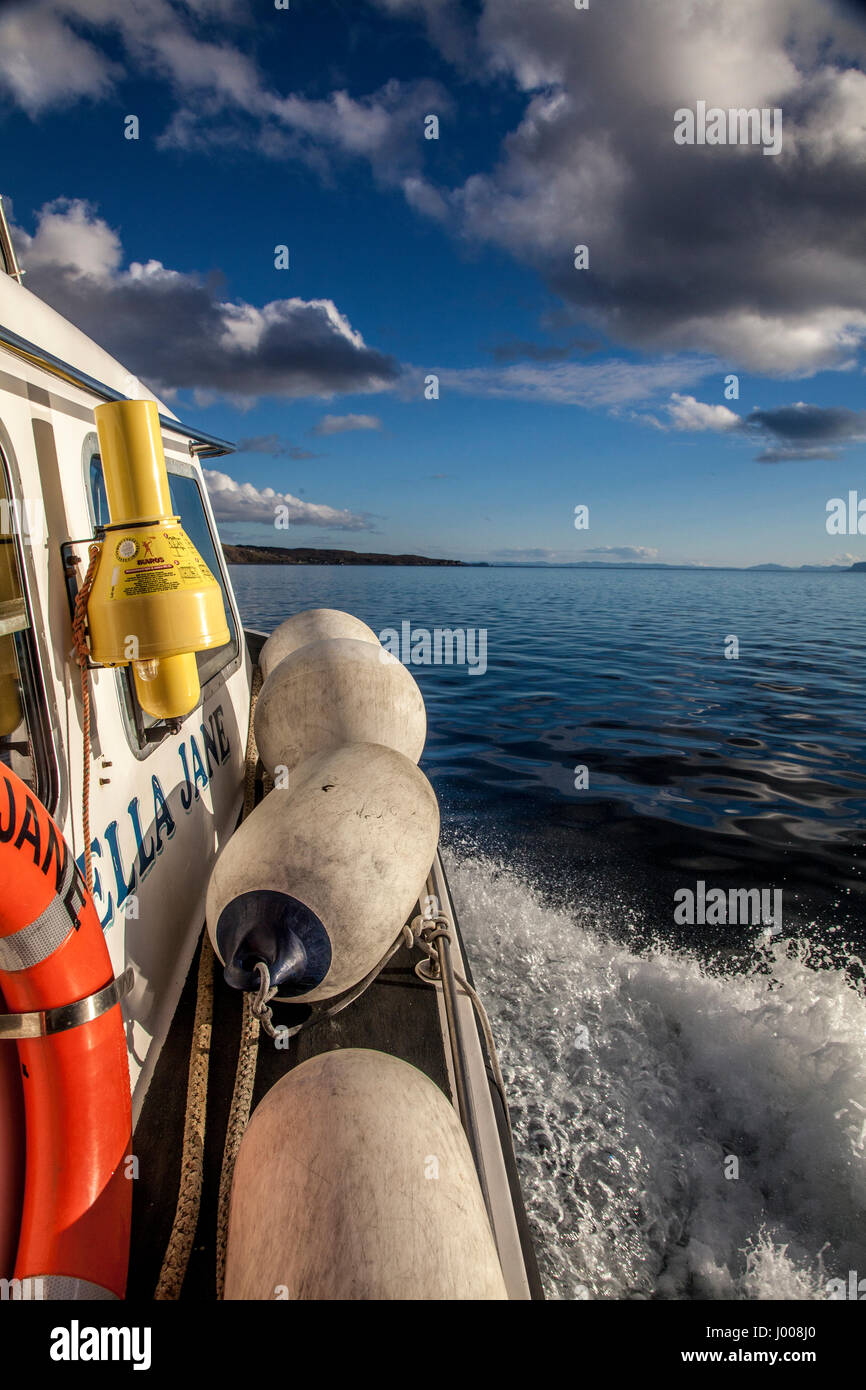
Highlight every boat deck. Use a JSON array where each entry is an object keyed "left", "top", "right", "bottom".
[
  {"left": 128, "top": 928, "right": 451, "bottom": 1300},
  {"left": 128, "top": 632, "right": 542, "bottom": 1301}
]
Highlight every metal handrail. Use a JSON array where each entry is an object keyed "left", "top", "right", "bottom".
[
  {"left": 0, "top": 195, "right": 23, "bottom": 284},
  {"left": 0, "top": 322, "right": 236, "bottom": 458}
]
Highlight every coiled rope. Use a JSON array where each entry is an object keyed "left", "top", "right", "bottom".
[
  {"left": 70, "top": 542, "right": 102, "bottom": 896},
  {"left": 411, "top": 910, "right": 509, "bottom": 1116}
]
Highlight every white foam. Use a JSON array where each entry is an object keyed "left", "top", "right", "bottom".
[{"left": 446, "top": 850, "right": 866, "bottom": 1301}]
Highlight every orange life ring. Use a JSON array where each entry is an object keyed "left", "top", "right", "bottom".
[
  {"left": 0, "top": 765, "right": 132, "bottom": 1299},
  {"left": 0, "top": 983, "right": 24, "bottom": 1278}
]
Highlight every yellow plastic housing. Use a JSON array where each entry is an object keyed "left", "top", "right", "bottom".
[
  {"left": 131, "top": 652, "right": 200, "bottom": 722},
  {"left": 87, "top": 400, "right": 230, "bottom": 719}
]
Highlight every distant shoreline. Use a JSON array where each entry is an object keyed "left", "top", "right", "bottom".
[
  {"left": 224, "top": 544, "right": 863, "bottom": 572},
  {"left": 223, "top": 544, "right": 464, "bottom": 566}
]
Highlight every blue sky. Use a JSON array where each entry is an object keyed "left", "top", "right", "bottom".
[{"left": 2, "top": 0, "right": 866, "bottom": 566}]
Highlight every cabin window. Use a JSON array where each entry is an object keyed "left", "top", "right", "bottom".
[
  {"left": 86, "top": 444, "right": 240, "bottom": 749},
  {"left": 164, "top": 469, "right": 239, "bottom": 687},
  {"left": 0, "top": 446, "right": 57, "bottom": 806}
]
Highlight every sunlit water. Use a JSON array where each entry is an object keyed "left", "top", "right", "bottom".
[{"left": 231, "top": 564, "right": 866, "bottom": 1300}]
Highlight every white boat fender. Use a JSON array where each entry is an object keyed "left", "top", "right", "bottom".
[
  {"left": 254, "top": 636, "right": 426, "bottom": 777},
  {"left": 206, "top": 743, "right": 440, "bottom": 1000},
  {"left": 224, "top": 1048, "right": 508, "bottom": 1300},
  {"left": 258, "top": 607, "right": 379, "bottom": 681}
]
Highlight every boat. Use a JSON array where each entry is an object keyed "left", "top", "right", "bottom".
[{"left": 0, "top": 195, "right": 541, "bottom": 1302}]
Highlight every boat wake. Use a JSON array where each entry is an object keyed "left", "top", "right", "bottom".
[{"left": 445, "top": 848, "right": 866, "bottom": 1301}]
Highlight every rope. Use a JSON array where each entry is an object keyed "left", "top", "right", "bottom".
[
  {"left": 411, "top": 911, "right": 510, "bottom": 1118},
  {"left": 156, "top": 663, "right": 262, "bottom": 1301},
  {"left": 154, "top": 934, "right": 214, "bottom": 1299},
  {"left": 314, "top": 923, "right": 414, "bottom": 1021},
  {"left": 248, "top": 959, "right": 279, "bottom": 1037},
  {"left": 242, "top": 664, "right": 262, "bottom": 820},
  {"left": 215, "top": 663, "right": 264, "bottom": 1299},
  {"left": 71, "top": 543, "right": 101, "bottom": 896},
  {"left": 247, "top": 922, "right": 416, "bottom": 1046},
  {"left": 215, "top": 989, "right": 260, "bottom": 1300}
]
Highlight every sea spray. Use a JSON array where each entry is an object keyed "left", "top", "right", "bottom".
[{"left": 445, "top": 849, "right": 866, "bottom": 1301}]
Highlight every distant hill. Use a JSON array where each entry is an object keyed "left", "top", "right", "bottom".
[
  {"left": 222, "top": 545, "right": 862, "bottom": 570},
  {"left": 748, "top": 562, "right": 850, "bottom": 572},
  {"left": 491, "top": 561, "right": 855, "bottom": 571},
  {"left": 223, "top": 544, "right": 464, "bottom": 566}
]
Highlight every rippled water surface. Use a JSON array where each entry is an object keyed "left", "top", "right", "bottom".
[{"left": 231, "top": 564, "right": 866, "bottom": 1298}]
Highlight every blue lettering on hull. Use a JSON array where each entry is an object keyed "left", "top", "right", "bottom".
[{"left": 76, "top": 706, "right": 233, "bottom": 931}]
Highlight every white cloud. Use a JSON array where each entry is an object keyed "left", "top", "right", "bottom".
[
  {"left": 15, "top": 196, "right": 123, "bottom": 279},
  {"left": 487, "top": 545, "right": 660, "bottom": 563},
  {"left": 204, "top": 469, "right": 372, "bottom": 531},
  {"left": 401, "top": 176, "right": 450, "bottom": 222},
  {"left": 665, "top": 394, "right": 741, "bottom": 431},
  {"left": 488, "top": 547, "right": 573, "bottom": 562},
  {"left": 0, "top": 0, "right": 265, "bottom": 119},
  {"left": 0, "top": 5, "right": 119, "bottom": 116},
  {"left": 8, "top": 1, "right": 866, "bottom": 387},
  {"left": 582, "top": 545, "right": 659, "bottom": 561},
  {"left": 654, "top": 308, "right": 866, "bottom": 377},
  {"left": 314, "top": 413, "right": 382, "bottom": 436},
  {"left": 0, "top": 0, "right": 450, "bottom": 189},
  {"left": 432, "top": 357, "right": 718, "bottom": 407}
]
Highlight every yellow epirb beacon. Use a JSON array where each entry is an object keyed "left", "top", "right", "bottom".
[{"left": 86, "top": 399, "right": 230, "bottom": 719}]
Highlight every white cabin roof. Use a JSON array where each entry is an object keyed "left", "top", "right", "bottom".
[{"left": 0, "top": 270, "right": 177, "bottom": 419}]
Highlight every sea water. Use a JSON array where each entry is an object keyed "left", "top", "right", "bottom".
[{"left": 230, "top": 564, "right": 866, "bottom": 1300}]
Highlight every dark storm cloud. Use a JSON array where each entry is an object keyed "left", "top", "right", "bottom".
[
  {"left": 13, "top": 201, "right": 399, "bottom": 402},
  {"left": 660, "top": 394, "right": 866, "bottom": 460},
  {"left": 26, "top": 264, "right": 400, "bottom": 400},
  {"left": 754, "top": 446, "right": 845, "bottom": 463},
  {"left": 743, "top": 405, "right": 866, "bottom": 443},
  {"left": 7, "top": 1, "right": 866, "bottom": 386},
  {"left": 399, "top": 0, "right": 866, "bottom": 376},
  {"left": 743, "top": 403, "right": 866, "bottom": 461},
  {"left": 236, "top": 435, "right": 320, "bottom": 460}
]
